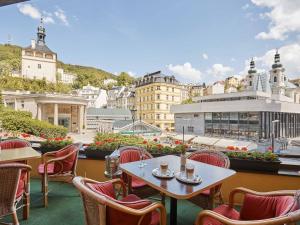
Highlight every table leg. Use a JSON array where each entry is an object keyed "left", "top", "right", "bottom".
[{"left": 170, "top": 197, "right": 177, "bottom": 225}]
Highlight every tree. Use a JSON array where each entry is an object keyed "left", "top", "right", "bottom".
[
  {"left": 117, "top": 72, "right": 135, "bottom": 86},
  {"left": 181, "top": 98, "right": 193, "bottom": 104}
]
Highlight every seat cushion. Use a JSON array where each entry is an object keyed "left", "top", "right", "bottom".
[
  {"left": 16, "top": 171, "right": 27, "bottom": 198},
  {"left": 38, "top": 163, "right": 55, "bottom": 175},
  {"left": 0, "top": 139, "right": 30, "bottom": 150},
  {"left": 87, "top": 182, "right": 116, "bottom": 199},
  {"left": 240, "top": 194, "right": 295, "bottom": 220},
  {"left": 54, "top": 145, "right": 78, "bottom": 173},
  {"left": 203, "top": 205, "right": 240, "bottom": 225}
]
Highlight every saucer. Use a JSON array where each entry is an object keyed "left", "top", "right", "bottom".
[
  {"left": 175, "top": 172, "right": 202, "bottom": 184},
  {"left": 152, "top": 168, "right": 175, "bottom": 179}
]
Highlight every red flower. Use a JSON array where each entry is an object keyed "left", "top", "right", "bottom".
[
  {"left": 226, "top": 146, "right": 235, "bottom": 151},
  {"left": 267, "top": 146, "right": 273, "bottom": 152},
  {"left": 143, "top": 140, "right": 148, "bottom": 144},
  {"left": 95, "top": 141, "right": 103, "bottom": 146},
  {"left": 175, "top": 140, "right": 182, "bottom": 145},
  {"left": 157, "top": 144, "right": 163, "bottom": 150},
  {"left": 241, "top": 147, "right": 248, "bottom": 151},
  {"left": 153, "top": 138, "right": 158, "bottom": 142}
]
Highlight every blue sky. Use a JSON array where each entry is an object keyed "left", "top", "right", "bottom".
[{"left": 1, "top": 0, "right": 300, "bottom": 83}]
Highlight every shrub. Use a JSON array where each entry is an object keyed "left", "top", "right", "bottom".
[
  {"left": 225, "top": 151, "right": 279, "bottom": 162},
  {"left": 0, "top": 108, "right": 67, "bottom": 138}
]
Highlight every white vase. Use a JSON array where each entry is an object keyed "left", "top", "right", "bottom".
[{"left": 180, "top": 153, "right": 186, "bottom": 167}]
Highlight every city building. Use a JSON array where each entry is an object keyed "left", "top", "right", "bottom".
[
  {"left": 103, "top": 79, "right": 117, "bottom": 86},
  {"left": 172, "top": 51, "right": 300, "bottom": 140},
  {"left": 224, "top": 76, "right": 240, "bottom": 93},
  {"left": 21, "top": 18, "right": 57, "bottom": 83},
  {"left": 107, "top": 86, "right": 125, "bottom": 108},
  {"left": 107, "top": 86, "right": 135, "bottom": 109},
  {"left": 205, "top": 81, "right": 225, "bottom": 95},
  {"left": 2, "top": 90, "right": 88, "bottom": 133},
  {"left": 57, "top": 68, "right": 76, "bottom": 84},
  {"left": 75, "top": 84, "right": 107, "bottom": 108},
  {"left": 86, "top": 108, "right": 131, "bottom": 131},
  {"left": 190, "top": 83, "right": 206, "bottom": 97},
  {"left": 135, "top": 71, "right": 183, "bottom": 130}
]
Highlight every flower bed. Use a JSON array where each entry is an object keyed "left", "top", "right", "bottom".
[
  {"left": 225, "top": 151, "right": 281, "bottom": 173},
  {"left": 40, "top": 137, "right": 73, "bottom": 154},
  {"left": 85, "top": 133, "right": 188, "bottom": 159}
]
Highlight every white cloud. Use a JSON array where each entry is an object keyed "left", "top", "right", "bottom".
[
  {"left": 18, "top": 4, "right": 54, "bottom": 24},
  {"left": 242, "top": 4, "right": 250, "bottom": 10},
  {"left": 206, "top": 64, "right": 234, "bottom": 79},
  {"left": 54, "top": 8, "right": 69, "bottom": 26},
  {"left": 239, "top": 43, "right": 300, "bottom": 79},
  {"left": 252, "top": 0, "right": 300, "bottom": 40},
  {"left": 202, "top": 53, "right": 208, "bottom": 60},
  {"left": 127, "top": 71, "right": 137, "bottom": 77},
  {"left": 167, "top": 62, "right": 202, "bottom": 82}
]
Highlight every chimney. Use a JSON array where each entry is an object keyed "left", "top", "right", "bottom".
[{"left": 31, "top": 39, "right": 36, "bottom": 49}]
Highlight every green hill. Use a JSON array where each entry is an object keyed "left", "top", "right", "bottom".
[{"left": 0, "top": 44, "right": 134, "bottom": 90}]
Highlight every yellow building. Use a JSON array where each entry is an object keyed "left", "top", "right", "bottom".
[{"left": 135, "top": 71, "right": 183, "bottom": 131}]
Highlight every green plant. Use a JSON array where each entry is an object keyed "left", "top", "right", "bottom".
[
  {"left": 40, "top": 137, "right": 73, "bottom": 149},
  {"left": 225, "top": 151, "right": 279, "bottom": 162}
]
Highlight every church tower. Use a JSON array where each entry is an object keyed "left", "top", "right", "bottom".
[
  {"left": 21, "top": 18, "right": 57, "bottom": 83},
  {"left": 246, "top": 58, "right": 257, "bottom": 90},
  {"left": 270, "top": 50, "right": 286, "bottom": 95}
]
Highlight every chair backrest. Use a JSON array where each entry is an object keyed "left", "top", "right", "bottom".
[
  {"left": 0, "top": 139, "right": 31, "bottom": 150},
  {"left": 187, "top": 150, "right": 230, "bottom": 168},
  {"left": 54, "top": 143, "right": 81, "bottom": 174},
  {"left": 73, "top": 177, "right": 153, "bottom": 225},
  {"left": 119, "top": 146, "right": 152, "bottom": 164},
  {"left": 0, "top": 163, "right": 31, "bottom": 217},
  {"left": 240, "top": 192, "right": 300, "bottom": 220}
]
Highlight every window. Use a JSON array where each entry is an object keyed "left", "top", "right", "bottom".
[
  {"left": 157, "top": 94, "right": 160, "bottom": 100},
  {"left": 172, "top": 96, "right": 174, "bottom": 101},
  {"left": 151, "top": 87, "right": 153, "bottom": 91},
  {"left": 164, "top": 114, "right": 167, "bottom": 119},
  {"left": 172, "top": 87, "right": 174, "bottom": 92},
  {"left": 21, "top": 100, "right": 25, "bottom": 109},
  {"left": 166, "top": 87, "right": 169, "bottom": 91},
  {"left": 156, "top": 114, "right": 160, "bottom": 120},
  {"left": 157, "top": 86, "right": 161, "bottom": 90},
  {"left": 188, "top": 126, "right": 194, "bottom": 132},
  {"left": 156, "top": 103, "right": 160, "bottom": 109},
  {"left": 194, "top": 114, "right": 199, "bottom": 117},
  {"left": 249, "top": 81, "right": 252, "bottom": 86},
  {"left": 274, "top": 76, "right": 277, "bottom": 82},
  {"left": 38, "top": 64, "right": 41, "bottom": 69},
  {"left": 166, "top": 95, "right": 169, "bottom": 100}
]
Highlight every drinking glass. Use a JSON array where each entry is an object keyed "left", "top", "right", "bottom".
[
  {"left": 185, "top": 163, "right": 195, "bottom": 180},
  {"left": 142, "top": 148, "right": 147, "bottom": 166},
  {"left": 138, "top": 149, "right": 144, "bottom": 168}
]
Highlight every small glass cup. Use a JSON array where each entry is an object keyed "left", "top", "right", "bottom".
[
  {"left": 185, "top": 163, "right": 195, "bottom": 180},
  {"left": 160, "top": 161, "right": 168, "bottom": 175}
]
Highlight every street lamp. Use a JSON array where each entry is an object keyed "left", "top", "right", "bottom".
[
  {"left": 130, "top": 107, "right": 137, "bottom": 136},
  {"left": 271, "top": 120, "right": 280, "bottom": 153}
]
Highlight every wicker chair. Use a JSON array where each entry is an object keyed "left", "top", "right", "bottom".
[
  {"left": 0, "top": 163, "right": 31, "bottom": 225},
  {"left": 73, "top": 176, "right": 166, "bottom": 225},
  {"left": 195, "top": 187, "right": 300, "bottom": 225},
  {"left": 38, "top": 143, "right": 81, "bottom": 207},
  {"left": 0, "top": 139, "right": 32, "bottom": 220},
  {"left": 119, "top": 146, "right": 163, "bottom": 201},
  {"left": 187, "top": 150, "right": 230, "bottom": 209}
]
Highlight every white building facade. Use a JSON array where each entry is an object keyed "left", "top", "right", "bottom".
[
  {"left": 21, "top": 18, "right": 57, "bottom": 83},
  {"left": 75, "top": 84, "right": 108, "bottom": 108}
]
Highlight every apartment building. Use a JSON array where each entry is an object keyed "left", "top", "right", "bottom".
[{"left": 135, "top": 71, "right": 182, "bottom": 131}]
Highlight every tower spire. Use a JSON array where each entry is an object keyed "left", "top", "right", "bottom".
[
  {"left": 272, "top": 48, "right": 282, "bottom": 69},
  {"left": 37, "top": 17, "right": 46, "bottom": 45},
  {"left": 248, "top": 57, "right": 256, "bottom": 74}
]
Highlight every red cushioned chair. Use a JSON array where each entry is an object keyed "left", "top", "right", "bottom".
[
  {"left": 0, "top": 163, "right": 31, "bottom": 225},
  {"left": 38, "top": 143, "right": 81, "bottom": 207},
  {"left": 119, "top": 146, "right": 163, "bottom": 201},
  {"left": 0, "top": 139, "right": 31, "bottom": 220},
  {"left": 73, "top": 176, "right": 166, "bottom": 225},
  {"left": 196, "top": 187, "right": 300, "bottom": 225},
  {"left": 187, "top": 150, "right": 230, "bottom": 209}
]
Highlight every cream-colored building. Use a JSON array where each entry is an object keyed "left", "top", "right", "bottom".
[
  {"left": 135, "top": 71, "right": 183, "bottom": 131},
  {"left": 2, "top": 91, "right": 88, "bottom": 133},
  {"left": 21, "top": 18, "right": 57, "bottom": 83}
]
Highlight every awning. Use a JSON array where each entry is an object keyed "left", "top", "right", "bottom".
[{"left": 0, "top": 0, "right": 28, "bottom": 7}]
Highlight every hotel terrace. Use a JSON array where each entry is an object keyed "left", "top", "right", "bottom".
[{"left": 0, "top": 1, "right": 300, "bottom": 225}]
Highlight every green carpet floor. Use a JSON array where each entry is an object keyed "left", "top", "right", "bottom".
[
  {"left": 2, "top": 179, "right": 200, "bottom": 225},
  {"left": 2, "top": 179, "right": 300, "bottom": 225}
]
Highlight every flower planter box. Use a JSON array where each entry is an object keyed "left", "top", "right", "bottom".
[
  {"left": 229, "top": 157, "right": 281, "bottom": 173},
  {"left": 85, "top": 149, "right": 113, "bottom": 160},
  {"left": 40, "top": 146, "right": 62, "bottom": 154}
]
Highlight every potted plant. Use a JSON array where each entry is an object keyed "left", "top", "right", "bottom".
[
  {"left": 225, "top": 151, "right": 281, "bottom": 173},
  {"left": 40, "top": 137, "right": 72, "bottom": 154},
  {"left": 85, "top": 142, "right": 119, "bottom": 159}
]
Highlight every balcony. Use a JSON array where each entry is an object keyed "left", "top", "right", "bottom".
[{"left": 1, "top": 155, "right": 297, "bottom": 225}]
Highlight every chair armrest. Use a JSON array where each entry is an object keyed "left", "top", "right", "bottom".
[
  {"left": 196, "top": 210, "right": 296, "bottom": 225},
  {"left": 228, "top": 187, "right": 295, "bottom": 208},
  {"left": 111, "top": 178, "right": 127, "bottom": 197},
  {"left": 41, "top": 151, "right": 58, "bottom": 163}
]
